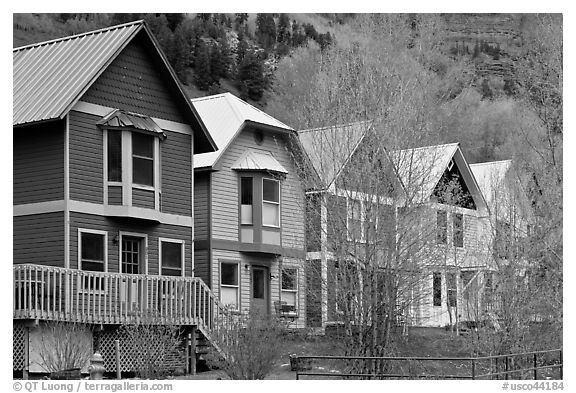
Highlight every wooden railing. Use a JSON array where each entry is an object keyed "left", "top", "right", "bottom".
[{"left": 13, "top": 264, "right": 235, "bottom": 352}]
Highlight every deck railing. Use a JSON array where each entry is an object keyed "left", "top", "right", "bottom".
[{"left": 13, "top": 264, "right": 235, "bottom": 351}]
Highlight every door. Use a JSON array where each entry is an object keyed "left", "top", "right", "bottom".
[
  {"left": 251, "top": 266, "right": 269, "bottom": 316},
  {"left": 120, "top": 236, "right": 144, "bottom": 313}
]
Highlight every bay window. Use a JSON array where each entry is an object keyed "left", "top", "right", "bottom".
[
  {"left": 132, "top": 133, "right": 154, "bottom": 187},
  {"left": 240, "top": 177, "right": 253, "bottom": 225},
  {"left": 262, "top": 178, "right": 280, "bottom": 227}
]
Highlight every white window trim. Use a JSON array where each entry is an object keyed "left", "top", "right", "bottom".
[
  {"left": 262, "top": 177, "right": 281, "bottom": 228},
  {"left": 118, "top": 231, "right": 148, "bottom": 275},
  {"left": 103, "top": 129, "right": 161, "bottom": 209},
  {"left": 78, "top": 228, "right": 108, "bottom": 293},
  {"left": 159, "top": 237, "right": 185, "bottom": 277},
  {"left": 452, "top": 212, "right": 465, "bottom": 249},
  {"left": 346, "top": 197, "right": 367, "bottom": 243},
  {"left": 281, "top": 266, "right": 299, "bottom": 310},
  {"left": 220, "top": 261, "right": 240, "bottom": 311}
]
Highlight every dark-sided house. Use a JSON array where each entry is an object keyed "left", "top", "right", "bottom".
[
  {"left": 13, "top": 21, "right": 218, "bottom": 376},
  {"left": 299, "top": 121, "right": 496, "bottom": 329},
  {"left": 192, "top": 93, "right": 308, "bottom": 328}
]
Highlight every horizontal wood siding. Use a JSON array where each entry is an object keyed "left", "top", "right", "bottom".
[
  {"left": 68, "top": 111, "right": 103, "bottom": 204},
  {"left": 193, "top": 249, "right": 210, "bottom": 286},
  {"left": 161, "top": 130, "right": 192, "bottom": 216},
  {"left": 69, "top": 212, "right": 193, "bottom": 276},
  {"left": 81, "top": 36, "right": 188, "bottom": 123},
  {"left": 13, "top": 122, "right": 64, "bottom": 205},
  {"left": 132, "top": 188, "right": 155, "bottom": 209},
  {"left": 193, "top": 172, "right": 210, "bottom": 240},
  {"left": 108, "top": 186, "right": 122, "bottom": 205},
  {"left": 306, "top": 259, "right": 322, "bottom": 327},
  {"left": 211, "top": 127, "right": 305, "bottom": 250},
  {"left": 13, "top": 213, "right": 64, "bottom": 267}
]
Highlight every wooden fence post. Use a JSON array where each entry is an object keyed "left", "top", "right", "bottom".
[
  {"left": 505, "top": 356, "right": 509, "bottom": 380},
  {"left": 471, "top": 359, "right": 476, "bottom": 380},
  {"left": 533, "top": 353, "right": 538, "bottom": 380}
]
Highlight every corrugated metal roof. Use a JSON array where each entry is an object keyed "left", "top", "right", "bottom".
[
  {"left": 231, "top": 149, "right": 288, "bottom": 174},
  {"left": 192, "top": 93, "right": 293, "bottom": 169},
  {"left": 389, "top": 143, "right": 459, "bottom": 201},
  {"left": 97, "top": 109, "right": 165, "bottom": 138},
  {"left": 13, "top": 21, "right": 143, "bottom": 126},
  {"left": 298, "top": 121, "right": 371, "bottom": 188}
]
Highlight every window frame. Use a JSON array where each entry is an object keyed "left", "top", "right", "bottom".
[
  {"left": 220, "top": 260, "right": 240, "bottom": 311},
  {"left": 159, "top": 238, "right": 185, "bottom": 277},
  {"left": 433, "top": 272, "right": 442, "bottom": 307},
  {"left": 437, "top": 210, "right": 448, "bottom": 245},
  {"left": 131, "top": 132, "right": 155, "bottom": 188},
  {"left": 453, "top": 212, "right": 464, "bottom": 248},
  {"left": 240, "top": 176, "right": 254, "bottom": 225},
  {"left": 78, "top": 228, "right": 108, "bottom": 292},
  {"left": 281, "top": 267, "right": 299, "bottom": 310},
  {"left": 262, "top": 177, "right": 281, "bottom": 228},
  {"left": 447, "top": 272, "right": 457, "bottom": 307},
  {"left": 118, "top": 231, "right": 148, "bottom": 275}
]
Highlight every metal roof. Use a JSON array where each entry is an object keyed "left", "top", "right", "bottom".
[
  {"left": 97, "top": 109, "right": 166, "bottom": 138},
  {"left": 298, "top": 121, "right": 371, "bottom": 188},
  {"left": 231, "top": 149, "right": 288, "bottom": 174},
  {"left": 470, "top": 160, "right": 513, "bottom": 218},
  {"left": 192, "top": 93, "right": 293, "bottom": 169},
  {"left": 13, "top": 21, "right": 143, "bottom": 126}
]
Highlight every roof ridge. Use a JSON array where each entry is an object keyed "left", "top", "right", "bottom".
[
  {"left": 226, "top": 93, "right": 292, "bottom": 130},
  {"left": 13, "top": 20, "right": 144, "bottom": 52},
  {"left": 299, "top": 119, "right": 372, "bottom": 134},
  {"left": 190, "top": 92, "right": 230, "bottom": 102}
]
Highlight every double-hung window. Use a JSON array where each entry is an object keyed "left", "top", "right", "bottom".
[
  {"left": 437, "top": 210, "right": 448, "bottom": 245},
  {"left": 281, "top": 267, "right": 298, "bottom": 312},
  {"left": 348, "top": 199, "right": 363, "bottom": 242},
  {"left": 132, "top": 133, "right": 155, "bottom": 187},
  {"left": 221, "top": 262, "right": 240, "bottom": 310},
  {"left": 262, "top": 178, "right": 280, "bottom": 227},
  {"left": 433, "top": 272, "right": 442, "bottom": 306},
  {"left": 447, "top": 272, "right": 457, "bottom": 307},
  {"left": 79, "top": 229, "right": 107, "bottom": 291},
  {"left": 160, "top": 239, "right": 184, "bottom": 277},
  {"left": 453, "top": 213, "right": 464, "bottom": 248},
  {"left": 240, "top": 177, "right": 254, "bottom": 225}
]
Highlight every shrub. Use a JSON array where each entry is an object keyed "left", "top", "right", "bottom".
[{"left": 37, "top": 321, "right": 93, "bottom": 374}]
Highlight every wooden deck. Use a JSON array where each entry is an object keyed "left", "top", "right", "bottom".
[{"left": 13, "top": 264, "right": 234, "bottom": 343}]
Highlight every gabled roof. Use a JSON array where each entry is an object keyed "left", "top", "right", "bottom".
[
  {"left": 298, "top": 121, "right": 371, "bottom": 189},
  {"left": 389, "top": 143, "right": 487, "bottom": 211},
  {"left": 192, "top": 93, "right": 293, "bottom": 169},
  {"left": 13, "top": 20, "right": 215, "bottom": 153}
]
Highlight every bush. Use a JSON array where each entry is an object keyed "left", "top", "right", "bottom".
[
  {"left": 206, "top": 312, "right": 283, "bottom": 379},
  {"left": 37, "top": 321, "right": 93, "bottom": 374}
]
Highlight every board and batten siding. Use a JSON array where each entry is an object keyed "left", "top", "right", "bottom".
[
  {"left": 81, "top": 36, "right": 188, "bottom": 124},
  {"left": 69, "top": 212, "right": 193, "bottom": 276},
  {"left": 13, "top": 121, "right": 65, "bottom": 205},
  {"left": 68, "top": 111, "right": 104, "bottom": 204},
  {"left": 161, "top": 130, "right": 192, "bottom": 216},
  {"left": 193, "top": 172, "right": 210, "bottom": 241},
  {"left": 14, "top": 213, "right": 65, "bottom": 267},
  {"left": 211, "top": 127, "right": 305, "bottom": 249}
]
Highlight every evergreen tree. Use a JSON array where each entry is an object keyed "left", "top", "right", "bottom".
[
  {"left": 236, "top": 32, "right": 249, "bottom": 65},
  {"left": 480, "top": 78, "right": 493, "bottom": 100},
  {"left": 194, "top": 40, "right": 212, "bottom": 90},
  {"left": 303, "top": 23, "right": 318, "bottom": 41},
  {"left": 277, "top": 13, "right": 291, "bottom": 45},
  {"left": 291, "top": 20, "right": 306, "bottom": 47},
  {"left": 165, "top": 13, "right": 185, "bottom": 31},
  {"left": 235, "top": 13, "right": 249, "bottom": 27},
  {"left": 237, "top": 51, "right": 266, "bottom": 101},
  {"left": 218, "top": 37, "right": 233, "bottom": 78},
  {"left": 256, "top": 13, "right": 277, "bottom": 51}
]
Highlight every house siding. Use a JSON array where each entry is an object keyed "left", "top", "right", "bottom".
[
  {"left": 211, "top": 127, "right": 305, "bottom": 248},
  {"left": 193, "top": 248, "right": 210, "bottom": 286},
  {"left": 161, "top": 130, "right": 192, "bottom": 217},
  {"left": 108, "top": 186, "right": 122, "bottom": 205},
  {"left": 69, "top": 111, "right": 104, "bottom": 204},
  {"left": 132, "top": 188, "right": 155, "bottom": 209},
  {"left": 81, "top": 36, "right": 188, "bottom": 124},
  {"left": 13, "top": 122, "right": 64, "bottom": 205},
  {"left": 69, "top": 212, "right": 193, "bottom": 276},
  {"left": 193, "top": 172, "right": 210, "bottom": 241},
  {"left": 14, "top": 213, "right": 65, "bottom": 266}
]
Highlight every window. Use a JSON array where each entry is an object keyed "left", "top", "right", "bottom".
[
  {"left": 120, "top": 234, "right": 147, "bottom": 274},
  {"left": 160, "top": 239, "right": 184, "bottom": 277},
  {"left": 221, "top": 262, "right": 239, "bottom": 309},
  {"left": 365, "top": 202, "right": 378, "bottom": 244},
  {"left": 348, "top": 199, "right": 363, "bottom": 241},
  {"left": 447, "top": 273, "right": 457, "bottom": 307},
  {"left": 132, "top": 133, "right": 154, "bottom": 186},
  {"left": 240, "top": 177, "right": 253, "bottom": 225},
  {"left": 262, "top": 178, "right": 280, "bottom": 227},
  {"left": 281, "top": 267, "right": 298, "bottom": 308},
  {"left": 79, "top": 230, "right": 107, "bottom": 291},
  {"left": 453, "top": 213, "right": 464, "bottom": 248},
  {"left": 437, "top": 210, "right": 447, "bottom": 244},
  {"left": 107, "top": 131, "right": 122, "bottom": 182},
  {"left": 433, "top": 272, "right": 442, "bottom": 306}
]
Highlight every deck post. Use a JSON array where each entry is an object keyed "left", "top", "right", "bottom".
[
  {"left": 190, "top": 328, "right": 197, "bottom": 375},
  {"left": 559, "top": 350, "right": 563, "bottom": 380},
  {"left": 505, "top": 356, "right": 509, "bottom": 380},
  {"left": 471, "top": 358, "right": 476, "bottom": 380},
  {"left": 23, "top": 327, "right": 29, "bottom": 380},
  {"left": 533, "top": 353, "right": 537, "bottom": 380},
  {"left": 115, "top": 339, "right": 121, "bottom": 379}
]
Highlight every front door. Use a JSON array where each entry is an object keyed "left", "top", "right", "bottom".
[{"left": 251, "top": 266, "right": 269, "bottom": 316}]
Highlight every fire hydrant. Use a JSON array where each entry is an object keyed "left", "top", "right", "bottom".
[{"left": 88, "top": 352, "right": 105, "bottom": 380}]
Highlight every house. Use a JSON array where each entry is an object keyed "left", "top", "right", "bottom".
[
  {"left": 191, "top": 93, "right": 308, "bottom": 328},
  {"left": 299, "top": 122, "right": 496, "bottom": 329},
  {"left": 13, "top": 21, "right": 221, "bottom": 376}
]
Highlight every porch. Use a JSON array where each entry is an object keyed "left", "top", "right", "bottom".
[{"left": 13, "top": 264, "right": 229, "bottom": 330}]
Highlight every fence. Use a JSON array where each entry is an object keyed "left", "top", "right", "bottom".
[{"left": 295, "top": 349, "right": 562, "bottom": 380}]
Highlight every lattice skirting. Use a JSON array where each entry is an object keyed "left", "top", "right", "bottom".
[
  {"left": 95, "top": 328, "right": 187, "bottom": 373},
  {"left": 13, "top": 324, "right": 27, "bottom": 371}
]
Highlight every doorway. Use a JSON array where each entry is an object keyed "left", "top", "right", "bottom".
[{"left": 251, "top": 266, "right": 269, "bottom": 316}]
